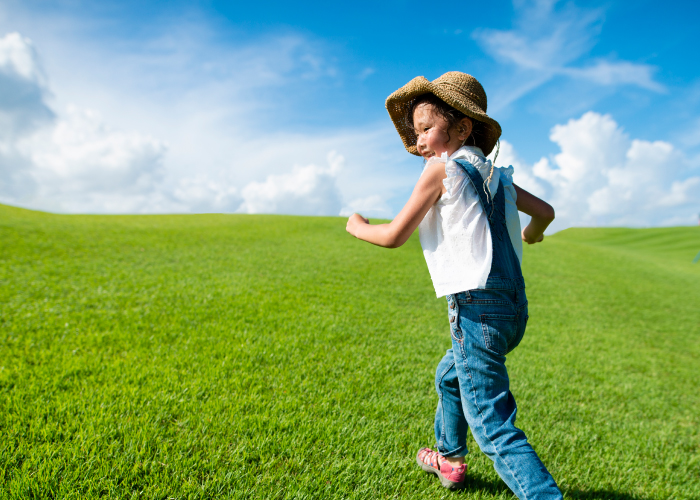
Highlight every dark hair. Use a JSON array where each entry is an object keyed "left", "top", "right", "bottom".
[{"left": 405, "top": 93, "right": 485, "bottom": 148}]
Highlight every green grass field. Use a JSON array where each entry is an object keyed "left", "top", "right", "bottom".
[{"left": 1, "top": 203, "right": 699, "bottom": 499}]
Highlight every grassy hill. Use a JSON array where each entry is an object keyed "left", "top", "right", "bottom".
[{"left": 1, "top": 203, "right": 698, "bottom": 499}]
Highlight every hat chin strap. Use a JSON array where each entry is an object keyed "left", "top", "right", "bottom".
[{"left": 462, "top": 135, "right": 477, "bottom": 147}]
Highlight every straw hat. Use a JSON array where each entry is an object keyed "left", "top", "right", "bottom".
[{"left": 386, "top": 71, "right": 501, "bottom": 156}]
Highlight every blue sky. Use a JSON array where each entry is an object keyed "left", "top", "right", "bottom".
[{"left": 1, "top": 0, "right": 699, "bottom": 230}]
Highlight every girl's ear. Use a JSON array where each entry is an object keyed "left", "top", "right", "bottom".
[{"left": 458, "top": 117, "right": 473, "bottom": 141}]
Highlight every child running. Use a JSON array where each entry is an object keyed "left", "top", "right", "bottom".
[{"left": 346, "top": 72, "right": 562, "bottom": 498}]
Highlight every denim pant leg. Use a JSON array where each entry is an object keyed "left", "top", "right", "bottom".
[
  {"left": 434, "top": 349, "right": 469, "bottom": 457},
  {"left": 448, "top": 293, "right": 562, "bottom": 500}
]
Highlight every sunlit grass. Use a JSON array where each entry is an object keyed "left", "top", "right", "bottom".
[{"left": 1, "top": 204, "right": 699, "bottom": 499}]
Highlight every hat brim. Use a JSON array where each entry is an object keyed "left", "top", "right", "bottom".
[{"left": 385, "top": 76, "right": 502, "bottom": 157}]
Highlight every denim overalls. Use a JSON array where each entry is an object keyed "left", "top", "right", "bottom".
[{"left": 434, "top": 159, "right": 562, "bottom": 499}]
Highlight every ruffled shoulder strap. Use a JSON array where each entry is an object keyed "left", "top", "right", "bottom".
[{"left": 498, "top": 165, "right": 515, "bottom": 185}]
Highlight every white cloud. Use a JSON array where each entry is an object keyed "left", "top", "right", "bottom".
[
  {"left": 564, "top": 60, "right": 664, "bottom": 93},
  {"left": 171, "top": 176, "right": 241, "bottom": 213},
  {"left": 237, "top": 151, "right": 344, "bottom": 216},
  {"left": 22, "top": 106, "right": 166, "bottom": 197},
  {"left": 0, "top": 32, "right": 45, "bottom": 81},
  {"left": 340, "top": 195, "right": 393, "bottom": 219},
  {"left": 503, "top": 111, "right": 700, "bottom": 230},
  {"left": 0, "top": 32, "right": 54, "bottom": 200},
  {"left": 658, "top": 177, "right": 700, "bottom": 208},
  {"left": 473, "top": 0, "right": 665, "bottom": 110}
]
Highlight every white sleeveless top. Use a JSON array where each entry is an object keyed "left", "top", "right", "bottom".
[{"left": 418, "top": 146, "right": 523, "bottom": 298}]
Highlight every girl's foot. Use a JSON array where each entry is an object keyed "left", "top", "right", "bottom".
[{"left": 416, "top": 448, "right": 466, "bottom": 490}]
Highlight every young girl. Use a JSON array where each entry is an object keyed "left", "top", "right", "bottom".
[{"left": 346, "top": 72, "right": 562, "bottom": 499}]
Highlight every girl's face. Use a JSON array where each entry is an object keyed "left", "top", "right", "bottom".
[{"left": 413, "top": 103, "right": 470, "bottom": 160}]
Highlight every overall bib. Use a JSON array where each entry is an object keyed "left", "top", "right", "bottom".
[{"left": 433, "top": 159, "right": 562, "bottom": 499}]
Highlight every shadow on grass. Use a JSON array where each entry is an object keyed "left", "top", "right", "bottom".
[
  {"left": 456, "top": 474, "right": 512, "bottom": 496},
  {"left": 457, "top": 475, "right": 657, "bottom": 500},
  {"left": 564, "top": 489, "right": 657, "bottom": 500}
]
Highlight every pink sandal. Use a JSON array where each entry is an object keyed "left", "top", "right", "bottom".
[{"left": 416, "top": 447, "right": 466, "bottom": 490}]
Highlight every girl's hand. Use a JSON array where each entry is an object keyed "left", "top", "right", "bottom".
[
  {"left": 346, "top": 213, "right": 369, "bottom": 238},
  {"left": 522, "top": 228, "right": 544, "bottom": 245}
]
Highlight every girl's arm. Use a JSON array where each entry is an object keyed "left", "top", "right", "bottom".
[
  {"left": 514, "top": 183, "right": 555, "bottom": 244},
  {"left": 346, "top": 162, "right": 447, "bottom": 248}
]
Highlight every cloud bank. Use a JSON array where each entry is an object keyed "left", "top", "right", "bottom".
[
  {"left": 0, "top": 31, "right": 405, "bottom": 217},
  {"left": 502, "top": 112, "right": 700, "bottom": 230},
  {"left": 0, "top": 29, "right": 697, "bottom": 230},
  {"left": 0, "top": 32, "right": 170, "bottom": 212},
  {"left": 237, "top": 151, "right": 343, "bottom": 216}
]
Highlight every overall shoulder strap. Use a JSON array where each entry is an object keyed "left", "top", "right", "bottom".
[{"left": 453, "top": 159, "right": 492, "bottom": 215}]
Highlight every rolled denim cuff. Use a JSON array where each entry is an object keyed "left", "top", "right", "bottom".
[{"left": 436, "top": 443, "right": 469, "bottom": 458}]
